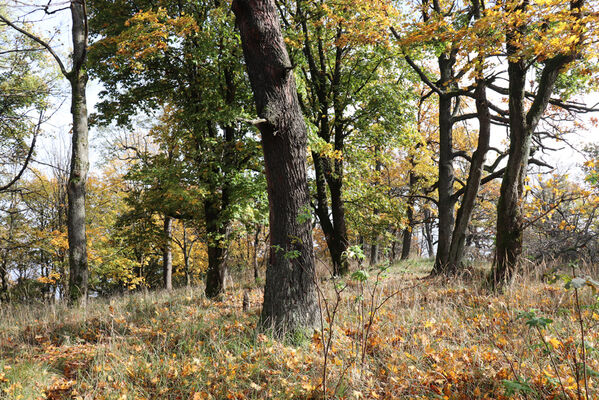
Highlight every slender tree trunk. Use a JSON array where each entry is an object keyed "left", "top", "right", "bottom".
[
  {"left": 447, "top": 77, "right": 491, "bottom": 271},
  {"left": 162, "top": 215, "right": 173, "bottom": 290},
  {"left": 67, "top": 0, "right": 89, "bottom": 305},
  {"left": 313, "top": 153, "right": 349, "bottom": 276},
  {"left": 401, "top": 210, "right": 413, "bottom": 260},
  {"left": 494, "top": 53, "right": 530, "bottom": 284},
  {"left": 184, "top": 252, "right": 190, "bottom": 287},
  {"left": 204, "top": 123, "right": 234, "bottom": 298},
  {"left": 401, "top": 172, "right": 417, "bottom": 260},
  {"left": 253, "top": 225, "right": 261, "bottom": 282},
  {"left": 329, "top": 179, "right": 348, "bottom": 274},
  {"left": 327, "top": 128, "right": 349, "bottom": 276},
  {"left": 0, "top": 198, "right": 15, "bottom": 302},
  {"left": 423, "top": 208, "right": 434, "bottom": 257},
  {"left": 370, "top": 146, "right": 382, "bottom": 266},
  {"left": 298, "top": 1, "right": 349, "bottom": 277},
  {"left": 390, "top": 228, "right": 398, "bottom": 261},
  {"left": 0, "top": 259, "right": 8, "bottom": 302},
  {"left": 233, "top": 0, "right": 318, "bottom": 335},
  {"left": 182, "top": 224, "right": 191, "bottom": 287}
]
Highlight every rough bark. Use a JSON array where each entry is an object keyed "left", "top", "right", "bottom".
[
  {"left": 162, "top": 215, "right": 173, "bottom": 291},
  {"left": 233, "top": 0, "right": 318, "bottom": 335},
  {"left": 432, "top": 94, "right": 456, "bottom": 272},
  {"left": 492, "top": 14, "right": 578, "bottom": 286},
  {"left": 204, "top": 197, "right": 227, "bottom": 298},
  {"left": 67, "top": 0, "right": 89, "bottom": 305},
  {"left": 447, "top": 78, "right": 491, "bottom": 272},
  {"left": 430, "top": 50, "right": 458, "bottom": 274}
]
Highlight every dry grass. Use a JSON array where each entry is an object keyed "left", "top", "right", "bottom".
[{"left": 0, "top": 260, "right": 598, "bottom": 399}]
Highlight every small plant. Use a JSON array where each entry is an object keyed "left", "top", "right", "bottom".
[
  {"left": 311, "top": 245, "right": 404, "bottom": 398},
  {"left": 513, "top": 262, "right": 599, "bottom": 399}
]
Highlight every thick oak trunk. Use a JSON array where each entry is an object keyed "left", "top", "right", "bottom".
[
  {"left": 67, "top": 0, "right": 89, "bottom": 304},
  {"left": 233, "top": 0, "right": 318, "bottom": 335}
]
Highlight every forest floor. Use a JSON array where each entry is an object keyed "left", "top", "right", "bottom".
[{"left": 1, "top": 260, "right": 598, "bottom": 400}]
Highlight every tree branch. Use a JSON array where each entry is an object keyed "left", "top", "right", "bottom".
[
  {"left": 0, "top": 112, "right": 42, "bottom": 192},
  {"left": 0, "top": 14, "right": 69, "bottom": 77}
]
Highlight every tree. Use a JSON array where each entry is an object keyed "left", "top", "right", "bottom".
[
  {"left": 232, "top": 0, "right": 318, "bottom": 335},
  {"left": 277, "top": 0, "right": 402, "bottom": 275},
  {"left": 391, "top": 0, "right": 487, "bottom": 274},
  {"left": 491, "top": 0, "right": 596, "bottom": 285},
  {"left": 89, "top": 1, "right": 261, "bottom": 298},
  {"left": 0, "top": 6, "right": 53, "bottom": 192},
  {"left": 1, "top": 0, "right": 91, "bottom": 304}
]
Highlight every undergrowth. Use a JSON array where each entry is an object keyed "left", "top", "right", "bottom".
[{"left": 0, "top": 260, "right": 597, "bottom": 399}]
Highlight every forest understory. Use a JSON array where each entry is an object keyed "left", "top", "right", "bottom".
[{"left": 1, "top": 259, "right": 598, "bottom": 400}]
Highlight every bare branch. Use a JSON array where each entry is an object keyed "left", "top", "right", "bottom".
[
  {"left": 0, "top": 112, "right": 42, "bottom": 192},
  {"left": 0, "top": 13, "right": 69, "bottom": 77}
]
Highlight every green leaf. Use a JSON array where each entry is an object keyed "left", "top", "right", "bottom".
[
  {"left": 517, "top": 310, "right": 553, "bottom": 328},
  {"left": 351, "top": 269, "right": 369, "bottom": 282},
  {"left": 502, "top": 379, "right": 535, "bottom": 396}
]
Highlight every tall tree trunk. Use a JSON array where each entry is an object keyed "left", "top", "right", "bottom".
[
  {"left": 182, "top": 225, "right": 191, "bottom": 287},
  {"left": 233, "top": 0, "right": 318, "bottom": 335},
  {"left": 253, "top": 225, "right": 261, "bottom": 282},
  {"left": 432, "top": 92, "right": 456, "bottom": 273},
  {"left": 423, "top": 208, "right": 434, "bottom": 257},
  {"left": 494, "top": 57, "right": 529, "bottom": 285},
  {"left": 447, "top": 77, "right": 491, "bottom": 272},
  {"left": 492, "top": 12, "right": 578, "bottom": 285},
  {"left": 401, "top": 172, "right": 417, "bottom": 260},
  {"left": 162, "top": 215, "right": 173, "bottom": 290},
  {"left": 204, "top": 197, "right": 226, "bottom": 298},
  {"left": 401, "top": 210, "right": 413, "bottom": 260},
  {"left": 204, "top": 123, "right": 234, "bottom": 298},
  {"left": 370, "top": 146, "right": 382, "bottom": 266},
  {"left": 0, "top": 259, "right": 8, "bottom": 302},
  {"left": 67, "top": 0, "right": 89, "bottom": 305},
  {"left": 329, "top": 118, "right": 349, "bottom": 274},
  {"left": 313, "top": 153, "right": 349, "bottom": 276},
  {"left": 298, "top": 1, "right": 349, "bottom": 277},
  {"left": 390, "top": 228, "right": 398, "bottom": 261}
]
